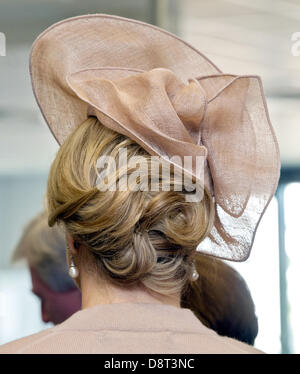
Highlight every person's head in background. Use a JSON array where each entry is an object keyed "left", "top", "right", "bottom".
[
  {"left": 12, "top": 211, "right": 81, "bottom": 325},
  {"left": 181, "top": 254, "right": 258, "bottom": 346}
]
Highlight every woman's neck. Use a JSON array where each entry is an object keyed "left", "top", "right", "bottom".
[{"left": 79, "top": 271, "right": 181, "bottom": 310}]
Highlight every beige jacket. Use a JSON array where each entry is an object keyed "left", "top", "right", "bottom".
[{"left": 0, "top": 303, "right": 263, "bottom": 354}]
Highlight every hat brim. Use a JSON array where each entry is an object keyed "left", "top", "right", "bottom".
[{"left": 29, "top": 13, "right": 221, "bottom": 145}]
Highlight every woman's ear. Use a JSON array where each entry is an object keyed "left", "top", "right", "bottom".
[{"left": 65, "top": 230, "right": 78, "bottom": 255}]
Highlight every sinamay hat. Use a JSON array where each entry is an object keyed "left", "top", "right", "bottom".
[{"left": 29, "top": 14, "right": 280, "bottom": 262}]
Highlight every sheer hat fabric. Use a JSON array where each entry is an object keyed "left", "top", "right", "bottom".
[{"left": 29, "top": 13, "right": 280, "bottom": 261}]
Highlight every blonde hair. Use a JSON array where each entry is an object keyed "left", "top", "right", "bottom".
[{"left": 47, "top": 117, "right": 214, "bottom": 297}]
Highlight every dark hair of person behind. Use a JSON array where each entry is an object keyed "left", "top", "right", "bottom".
[{"left": 181, "top": 253, "right": 258, "bottom": 345}]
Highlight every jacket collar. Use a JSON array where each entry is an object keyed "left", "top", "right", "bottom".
[{"left": 53, "top": 302, "right": 215, "bottom": 335}]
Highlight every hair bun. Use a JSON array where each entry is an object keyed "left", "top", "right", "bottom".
[{"left": 47, "top": 117, "right": 215, "bottom": 296}]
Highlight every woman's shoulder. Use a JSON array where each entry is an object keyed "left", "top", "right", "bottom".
[
  {"left": 0, "top": 303, "right": 265, "bottom": 354},
  {"left": 0, "top": 328, "right": 55, "bottom": 354},
  {"left": 204, "top": 334, "right": 265, "bottom": 354}
]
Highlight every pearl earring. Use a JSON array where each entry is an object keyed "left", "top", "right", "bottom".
[
  {"left": 68, "top": 254, "right": 79, "bottom": 279},
  {"left": 190, "top": 262, "right": 199, "bottom": 282}
]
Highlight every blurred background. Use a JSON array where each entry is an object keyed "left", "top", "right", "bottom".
[{"left": 0, "top": 0, "right": 299, "bottom": 354}]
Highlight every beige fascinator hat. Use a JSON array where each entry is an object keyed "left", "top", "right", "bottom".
[{"left": 29, "top": 14, "right": 280, "bottom": 262}]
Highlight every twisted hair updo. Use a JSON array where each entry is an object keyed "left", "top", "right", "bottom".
[{"left": 47, "top": 117, "right": 214, "bottom": 296}]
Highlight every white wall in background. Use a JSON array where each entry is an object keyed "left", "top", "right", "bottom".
[
  {"left": 228, "top": 198, "right": 281, "bottom": 354},
  {"left": 0, "top": 267, "right": 52, "bottom": 345}
]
